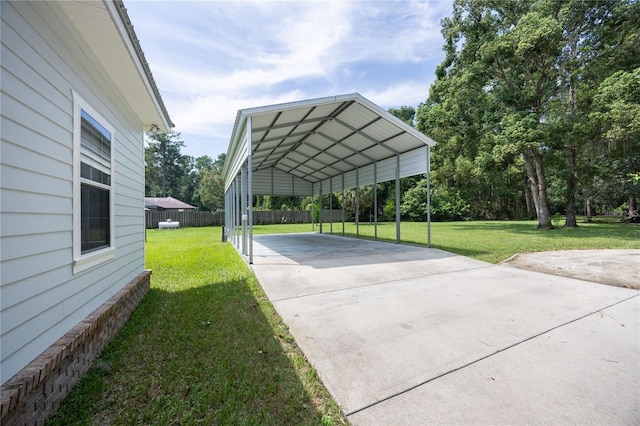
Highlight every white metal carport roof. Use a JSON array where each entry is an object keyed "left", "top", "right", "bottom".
[{"left": 223, "top": 93, "right": 436, "bottom": 263}]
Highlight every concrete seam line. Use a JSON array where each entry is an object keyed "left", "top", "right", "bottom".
[
  {"left": 344, "top": 293, "right": 639, "bottom": 418},
  {"left": 269, "top": 265, "right": 496, "bottom": 302}
]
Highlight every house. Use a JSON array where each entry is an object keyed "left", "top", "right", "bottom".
[
  {"left": 0, "top": 1, "right": 173, "bottom": 423},
  {"left": 145, "top": 196, "right": 196, "bottom": 212}
]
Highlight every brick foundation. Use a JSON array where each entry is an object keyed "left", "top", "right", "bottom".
[{"left": 0, "top": 270, "right": 151, "bottom": 426}]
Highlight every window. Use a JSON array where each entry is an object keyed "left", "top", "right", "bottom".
[{"left": 73, "top": 93, "right": 115, "bottom": 272}]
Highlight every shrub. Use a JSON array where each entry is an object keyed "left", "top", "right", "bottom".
[{"left": 401, "top": 179, "right": 470, "bottom": 221}]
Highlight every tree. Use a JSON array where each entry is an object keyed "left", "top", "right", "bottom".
[
  {"left": 145, "top": 130, "right": 186, "bottom": 198},
  {"left": 198, "top": 153, "right": 226, "bottom": 211},
  {"left": 420, "top": 0, "right": 637, "bottom": 227},
  {"left": 337, "top": 186, "right": 374, "bottom": 223},
  {"left": 388, "top": 106, "right": 416, "bottom": 126},
  {"left": 590, "top": 68, "right": 640, "bottom": 218}
]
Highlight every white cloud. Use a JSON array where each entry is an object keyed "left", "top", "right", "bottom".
[
  {"left": 126, "top": 0, "right": 452, "bottom": 157},
  {"left": 363, "top": 79, "right": 436, "bottom": 109}
]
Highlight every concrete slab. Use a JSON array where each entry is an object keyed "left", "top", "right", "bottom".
[
  {"left": 252, "top": 233, "right": 489, "bottom": 300},
  {"left": 251, "top": 233, "right": 640, "bottom": 424},
  {"left": 505, "top": 249, "right": 640, "bottom": 289},
  {"left": 349, "top": 300, "right": 639, "bottom": 425}
]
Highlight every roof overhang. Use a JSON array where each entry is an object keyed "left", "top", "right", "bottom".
[
  {"left": 56, "top": 0, "right": 173, "bottom": 131},
  {"left": 223, "top": 93, "right": 436, "bottom": 192}
]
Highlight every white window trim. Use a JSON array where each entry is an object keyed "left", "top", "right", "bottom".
[{"left": 72, "top": 91, "right": 116, "bottom": 274}]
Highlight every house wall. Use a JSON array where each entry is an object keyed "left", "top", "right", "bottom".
[{"left": 0, "top": 1, "right": 147, "bottom": 385}]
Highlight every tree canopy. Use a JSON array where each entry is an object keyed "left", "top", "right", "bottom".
[
  {"left": 145, "top": 132, "right": 225, "bottom": 211},
  {"left": 417, "top": 0, "right": 639, "bottom": 226}
]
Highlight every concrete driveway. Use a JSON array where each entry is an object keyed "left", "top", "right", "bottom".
[{"left": 251, "top": 233, "right": 639, "bottom": 425}]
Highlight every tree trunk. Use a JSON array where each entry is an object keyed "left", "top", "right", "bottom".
[
  {"left": 523, "top": 149, "right": 551, "bottom": 228},
  {"left": 524, "top": 178, "right": 533, "bottom": 214},
  {"left": 586, "top": 197, "right": 593, "bottom": 222},
  {"left": 564, "top": 38, "right": 579, "bottom": 228},
  {"left": 565, "top": 146, "right": 578, "bottom": 227},
  {"left": 629, "top": 194, "right": 638, "bottom": 217}
]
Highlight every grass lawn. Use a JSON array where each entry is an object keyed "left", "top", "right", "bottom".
[
  {"left": 47, "top": 227, "right": 346, "bottom": 425},
  {"left": 254, "top": 217, "right": 640, "bottom": 263},
  {"left": 48, "top": 218, "right": 637, "bottom": 425}
]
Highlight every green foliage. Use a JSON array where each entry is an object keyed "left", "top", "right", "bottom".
[
  {"left": 144, "top": 132, "right": 226, "bottom": 210},
  {"left": 418, "top": 0, "right": 640, "bottom": 226},
  {"left": 401, "top": 179, "right": 470, "bottom": 222},
  {"left": 336, "top": 187, "right": 375, "bottom": 222},
  {"left": 197, "top": 153, "right": 226, "bottom": 211},
  {"left": 145, "top": 130, "right": 187, "bottom": 199},
  {"left": 387, "top": 106, "right": 416, "bottom": 126},
  {"left": 382, "top": 199, "right": 396, "bottom": 221},
  {"left": 254, "top": 195, "right": 304, "bottom": 211}
]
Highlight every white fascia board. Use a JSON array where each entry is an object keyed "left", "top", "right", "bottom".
[
  {"left": 222, "top": 110, "right": 245, "bottom": 181},
  {"left": 104, "top": 0, "right": 172, "bottom": 131},
  {"left": 223, "top": 114, "right": 249, "bottom": 192},
  {"left": 239, "top": 93, "right": 362, "bottom": 117}
]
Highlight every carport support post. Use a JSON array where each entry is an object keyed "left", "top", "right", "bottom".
[
  {"left": 241, "top": 164, "right": 247, "bottom": 256},
  {"left": 319, "top": 181, "right": 323, "bottom": 234},
  {"left": 234, "top": 176, "right": 239, "bottom": 247},
  {"left": 329, "top": 179, "right": 333, "bottom": 234},
  {"left": 230, "top": 180, "right": 234, "bottom": 245},
  {"left": 248, "top": 116, "right": 253, "bottom": 264},
  {"left": 341, "top": 174, "right": 345, "bottom": 236},
  {"left": 395, "top": 154, "right": 401, "bottom": 243},
  {"left": 235, "top": 176, "right": 240, "bottom": 247},
  {"left": 374, "top": 163, "right": 378, "bottom": 240},
  {"left": 356, "top": 168, "right": 359, "bottom": 238},
  {"left": 311, "top": 183, "right": 315, "bottom": 232},
  {"left": 426, "top": 145, "right": 431, "bottom": 248}
]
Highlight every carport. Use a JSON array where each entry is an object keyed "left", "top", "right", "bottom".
[{"left": 222, "top": 93, "right": 436, "bottom": 263}]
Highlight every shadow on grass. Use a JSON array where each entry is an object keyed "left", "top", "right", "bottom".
[{"left": 47, "top": 273, "right": 341, "bottom": 425}]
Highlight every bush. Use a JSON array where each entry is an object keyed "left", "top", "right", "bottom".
[
  {"left": 382, "top": 199, "right": 396, "bottom": 221},
  {"left": 401, "top": 179, "right": 470, "bottom": 221}
]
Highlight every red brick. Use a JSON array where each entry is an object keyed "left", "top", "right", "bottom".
[{"left": 0, "top": 271, "right": 151, "bottom": 426}]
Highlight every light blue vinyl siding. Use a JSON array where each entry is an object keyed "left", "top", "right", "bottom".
[{"left": 0, "top": 1, "right": 146, "bottom": 384}]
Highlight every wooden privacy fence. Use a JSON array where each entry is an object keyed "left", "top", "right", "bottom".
[
  {"left": 146, "top": 211, "right": 223, "bottom": 228},
  {"left": 145, "top": 210, "right": 344, "bottom": 228}
]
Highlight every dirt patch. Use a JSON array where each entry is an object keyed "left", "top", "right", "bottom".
[{"left": 503, "top": 249, "right": 640, "bottom": 290}]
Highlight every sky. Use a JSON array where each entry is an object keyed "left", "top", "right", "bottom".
[{"left": 125, "top": 0, "right": 453, "bottom": 159}]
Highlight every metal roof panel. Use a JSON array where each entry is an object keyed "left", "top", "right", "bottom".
[{"left": 224, "top": 93, "right": 435, "bottom": 190}]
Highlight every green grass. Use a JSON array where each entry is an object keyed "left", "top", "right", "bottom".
[
  {"left": 47, "top": 227, "right": 346, "bottom": 426},
  {"left": 255, "top": 218, "right": 640, "bottom": 263},
  {"left": 47, "top": 218, "right": 637, "bottom": 425}
]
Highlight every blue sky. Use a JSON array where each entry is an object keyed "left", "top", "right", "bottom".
[{"left": 125, "top": 1, "right": 453, "bottom": 159}]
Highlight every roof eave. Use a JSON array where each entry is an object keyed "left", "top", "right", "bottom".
[
  {"left": 57, "top": 0, "right": 173, "bottom": 132},
  {"left": 111, "top": 0, "right": 173, "bottom": 130}
]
